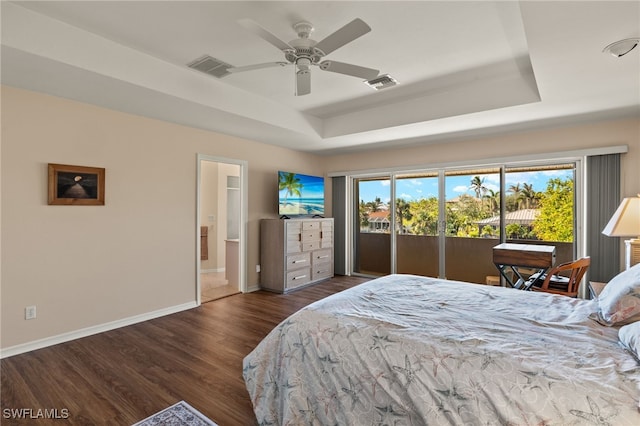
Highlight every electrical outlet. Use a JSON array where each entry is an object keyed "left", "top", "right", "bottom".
[
  {"left": 25, "top": 305, "right": 36, "bottom": 320},
  {"left": 256, "top": 264, "right": 261, "bottom": 273}
]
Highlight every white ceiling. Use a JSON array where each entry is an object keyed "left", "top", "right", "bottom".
[{"left": 2, "top": 1, "right": 639, "bottom": 155}]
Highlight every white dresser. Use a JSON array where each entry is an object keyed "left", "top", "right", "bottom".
[{"left": 260, "top": 218, "right": 334, "bottom": 293}]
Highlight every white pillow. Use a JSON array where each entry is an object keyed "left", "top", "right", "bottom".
[
  {"left": 593, "top": 263, "right": 640, "bottom": 325},
  {"left": 619, "top": 321, "right": 640, "bottom": 360}
]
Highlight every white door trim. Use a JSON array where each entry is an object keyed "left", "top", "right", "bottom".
[{"left": 196, "top": 154, "right": 248, "bottom": 305}]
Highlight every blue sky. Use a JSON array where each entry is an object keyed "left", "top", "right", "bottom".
[{"left": 359, "top": 169, "right": 573, "bottom": 203}]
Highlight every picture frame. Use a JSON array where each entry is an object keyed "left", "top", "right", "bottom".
[{"left": 48, "top": 163, "right": 105, "bottom": 205}]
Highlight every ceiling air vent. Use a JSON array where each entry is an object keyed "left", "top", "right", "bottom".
[
  {"left": 187, "top": 55, "right": 232, "bottom": 78},
  {"left": 364, "top": 74, "right": 398, "bottom": 90}
]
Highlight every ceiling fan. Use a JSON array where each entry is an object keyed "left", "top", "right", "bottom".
[{"left": 227, "top": 18, "right": 380, "bottom": 96}]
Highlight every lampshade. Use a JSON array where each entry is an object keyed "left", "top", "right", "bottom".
[{"left": 602, "top": 196, "right": 640, "bottom": 237}]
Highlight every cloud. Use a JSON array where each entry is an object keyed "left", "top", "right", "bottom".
[
  {"left": 505, "top": 172, "right": 530, "bottom": 185},
  {"left": 485, "top": 174, "right": 501, "bottom": 185},
  {"left": 542, "top": 169, "right": 571, "bottom": 177},
  {"left": 484, "top": 183, "right": 499, "bottom": 192},
  {"left": 453, "top": 185, "right": 469, "bottom": 193}
]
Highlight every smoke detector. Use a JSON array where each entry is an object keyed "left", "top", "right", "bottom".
[{"left": 603, "top": 38, "right": 639, "bottom": 57}]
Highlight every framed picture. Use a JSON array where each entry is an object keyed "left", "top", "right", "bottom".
[{"left": 48, "top": 163, "right": 105, "bottom": 205}]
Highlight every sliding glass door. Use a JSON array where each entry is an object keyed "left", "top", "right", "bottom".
[
  {"left": 354, "top": 177, "right": 391, "bottom": 276},
  {"left": 444, "top": 168, "right": 501, "bottom": 282},
  {"left": 504, "top": 164, "right": 576, "bottom": 265},
  {"left": 350, "top": 162, "right": 577, "bottom": 282},
  {"left": 395, "top": 172, "right": 440, "bottom": 277}
]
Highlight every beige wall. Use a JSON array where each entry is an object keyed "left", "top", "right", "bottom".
[
  {"left": 0, "top": 86, "right": 325, "bottom": 350},
  {"left": 2, "top": 85, "right": 638, "bottom": 353}
]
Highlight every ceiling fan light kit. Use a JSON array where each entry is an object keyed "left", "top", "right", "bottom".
[
  {"left": 603, "top": 38, "right": 639, "bottom": 57},
  {"left": 211, "top": 18, "right": 381, "bottom": 96}
]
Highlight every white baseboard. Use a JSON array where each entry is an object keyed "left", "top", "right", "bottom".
[
  {"left": 0, "top": 301, "right": 198, "bottom": 359},
  {"left": 201, "top": 268, "right": 225, "bottom": 273},
  {"left": 246, "top": 284, "right": 261, "bottom": 292}
]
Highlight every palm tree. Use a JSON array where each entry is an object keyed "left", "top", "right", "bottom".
[
  {"left": 395, "top": 198, "right": 412, "bottom": 233},
  {"left": 365, "top": 197, "right": 383, "bottom": 213},
  {"left": 521, "top": 183, "right": 538, "bottom": 209},
  {"left": 278, "top": 172, "right": 302, "bottom": 206},
  {"left": 508, "top": 183, "right": 523, "bottom": 210},
  {"left": 470, "top": 176, "right": 487, "bottom": 199},
  {"left": 470, "top": 176, "right": 489, "bottom": 212},
  {"left": 359, "top": 200, "right": 370, "bottom": 228},
  {"left": 484, "top": 189, "right": 500, "bottom": 214}
]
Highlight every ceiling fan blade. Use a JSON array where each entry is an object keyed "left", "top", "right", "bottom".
[
  {"left": 296, "top": 70, "right": 311, "bottom": 96},
  {"left": 319, "top": 60, "right": 379, "bottom": 80},
  {"left": 228, "top": 62, "right": 288, "bottom": 73},
  {"left": 238, "top": 19, "right": 293, "bottom": 51},
  {"left": 313, "top": 18, "right": 371, "bottom": 56}
]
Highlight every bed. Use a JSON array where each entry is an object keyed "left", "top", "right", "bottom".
[{"left": 243, "top": 273, "right": 640, "bottom": 425}]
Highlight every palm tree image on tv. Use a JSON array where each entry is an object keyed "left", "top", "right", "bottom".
[{"left": 279, "top": 171, "right": 324, "bottom": 215}]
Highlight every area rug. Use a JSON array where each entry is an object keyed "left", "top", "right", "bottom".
[{"left": 132, "top": 401, "right": 218, "bottom": 426}]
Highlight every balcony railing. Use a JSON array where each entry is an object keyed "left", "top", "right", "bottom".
[{"left": 357, "top": 233, "right": 573, "bottom": 285}]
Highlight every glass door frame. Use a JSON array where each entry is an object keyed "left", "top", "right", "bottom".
[
  {"left": 351, "top": 174, "right": 395, "bottom": 277},
  {"left": 347, "top": 159, "right": 584, "bottom": 281}
]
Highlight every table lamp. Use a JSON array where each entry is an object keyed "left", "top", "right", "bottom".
[{"left": 602, "top": 195, "right": 640, "bottom": 270}]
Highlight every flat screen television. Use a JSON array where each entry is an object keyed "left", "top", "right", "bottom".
[{"left": 278, "top": 171, "right": 325, "bottom": 217}]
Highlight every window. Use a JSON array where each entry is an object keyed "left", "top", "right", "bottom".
[{"left": 351, "top": 162, "right": 578, "bottom": 283}]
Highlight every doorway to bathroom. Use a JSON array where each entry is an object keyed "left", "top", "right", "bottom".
[{"left": 197, "top": 154, "right": 247, "bottom": 303}]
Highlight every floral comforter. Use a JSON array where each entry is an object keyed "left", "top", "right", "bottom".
[{"left": 243, "top": 274, "right": 640, "bottom": 425}]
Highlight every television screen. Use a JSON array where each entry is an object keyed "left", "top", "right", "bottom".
[{"left": 278, "top": 171, "right": 325, "bottom": 216}]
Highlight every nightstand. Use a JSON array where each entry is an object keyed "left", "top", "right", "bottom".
[{"left": 589, "top": 281, "right": 607, "bottom": 299}]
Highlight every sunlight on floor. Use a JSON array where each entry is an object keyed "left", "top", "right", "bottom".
[{"left": 201, "top": 272, "right": 239, "bottom": 303}]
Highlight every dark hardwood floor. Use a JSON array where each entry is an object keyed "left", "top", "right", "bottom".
[{"left": 0, "top": 275, "right": 369, "bottom": 425}]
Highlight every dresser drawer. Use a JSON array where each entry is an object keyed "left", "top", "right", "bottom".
[
  {"left": 302, "top": 221, "right": 320, "bottom": 231},
  {"left": 302, "top": 240, "right": 320, "bottom": 251},
  {"left": 312, "top": 264, "right": 333, "bottom": 281},
  {"left": 312, "top": 249, "right": 332, "bottom": 265},
  {"left": 286, "top": 268, "right": 311, "bottom": 289},
  {"left": 301, "top": 230, "right": 320, "bottom": 242},
  {"left": 286, "top": 252, "right": 310, "bottom": 270}
]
